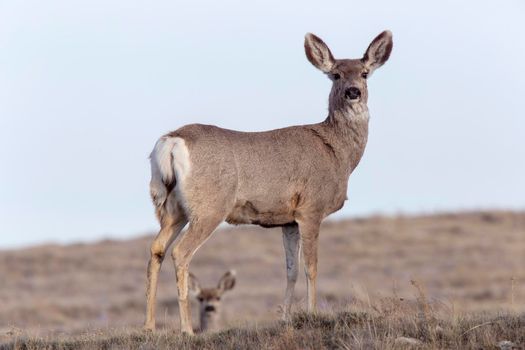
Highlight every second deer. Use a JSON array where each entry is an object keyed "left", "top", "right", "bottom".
[{"left": 188, "top": 270, "right": 236, "bottom": 332}]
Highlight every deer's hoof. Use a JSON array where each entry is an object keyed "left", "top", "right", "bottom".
[
  {"left": 181, "top": 328, "right": 195, "bottom": 336},
  {"left": 143, "top": 324, "right": 155, "bottom": 333}
]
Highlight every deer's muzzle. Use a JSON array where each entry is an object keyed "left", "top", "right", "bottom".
[
  {"left": 204, "top": 305, "right": 216, "bottom": 312},
  {"left": 345, "top": 87, "right": 361, "bottom": 100}
]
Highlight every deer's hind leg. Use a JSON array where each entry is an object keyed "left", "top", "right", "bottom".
[
  {"left": 144, "top": 201, "right": 188, "bottom": 331},
  {"left": 171, "top": 215, "right": 223, "bottom": 334}
]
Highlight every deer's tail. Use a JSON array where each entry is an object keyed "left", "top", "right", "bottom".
[{"left": 149, "top": 137, "right": 178, "bottom": 211}]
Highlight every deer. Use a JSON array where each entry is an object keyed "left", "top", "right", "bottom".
[
  {"left": 187, "top": 270, "right": 236, "bottom": 332},
  {"left": 144, "top": 31, "right": 393, "bottom": 334}
]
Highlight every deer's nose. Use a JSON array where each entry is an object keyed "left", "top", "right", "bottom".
[
  {"left": 345, "top": 87, "right": 361, "bottom": 100},
  {"left": 204, "top": 305, "right": 216, "bottom": 312}
]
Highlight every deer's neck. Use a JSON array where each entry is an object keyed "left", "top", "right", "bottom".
[
  {"left": 319, "top": 103, "right": 370, "bottom": 173},
  {"left": 200, "top": 312, "right": 220, "bottom": 332}
]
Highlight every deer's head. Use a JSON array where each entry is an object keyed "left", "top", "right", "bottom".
[
  {"left": 304, "top": 31, "right": 393, "bottom": 113},
  {"left": 188, "top": 270, "right": 236, "bottom": 332}
]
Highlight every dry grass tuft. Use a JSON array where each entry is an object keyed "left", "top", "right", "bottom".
[{"left": 1, "top": 307, "right": 524, "bottom": 350}]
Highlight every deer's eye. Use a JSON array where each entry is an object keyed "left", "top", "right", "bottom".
[
  {"left": 197, "top": 297, "right": 204, "bottom": 302},
  {"left": 332, "top": 73, "right": 341, "bottom": 80},
  {"left": 361, "top": 72, "right": 368, "bottom": 79}
]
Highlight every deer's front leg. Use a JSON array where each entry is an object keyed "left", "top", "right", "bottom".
[
  {"left": 282, "top": 223, "right": 300, "bottom": 321},
  {"left": 298, "top": 219, "right": 320, "bottom": 312}
]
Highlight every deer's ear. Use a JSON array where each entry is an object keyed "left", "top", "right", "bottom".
[
  {"left": 362, "top": 30, "right": 393, "bottom": 73},
  {"left": 188, "top": 272, "right": 201, "bottom": 298},
  {"left": 304, "top": 33, "right": 336, "bottom": 73},
  {"left": 217, "top": 270, "right": 236, "bottom": 294}
]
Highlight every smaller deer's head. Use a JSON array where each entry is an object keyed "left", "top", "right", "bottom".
[
  {"left": 304, "top": 31, "right": 393, "bottom": 113},
  {"left": 188, "top": 270, "right": 236, "bottom": 332}
]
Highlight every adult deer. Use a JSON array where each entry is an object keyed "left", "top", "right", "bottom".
[{"left": 144, "top": 31, "right": 393, "bottom": 334}]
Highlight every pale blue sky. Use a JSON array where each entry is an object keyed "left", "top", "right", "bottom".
[{"left": 1, "top": 0, "right": 524, "bottom": 247}]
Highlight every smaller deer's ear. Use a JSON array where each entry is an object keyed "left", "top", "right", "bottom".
[
  {"left": 217, "top": 270, "right": 236, "bottom": 294},
  {"left": 362, "top": 30, "right": 393, "bottom": 73},
  {"left": 188, "top": 272, "right": 201, "bottom": 298},
  {"left": 304, "top": 33, "right": 336, "bottom": 73}
]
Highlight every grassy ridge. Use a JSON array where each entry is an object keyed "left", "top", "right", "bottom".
[
  {"left": 1, "top": 211, "right": 524, "bottom": 336},
  {"left": 1, "top": 212, "right": 524, "bottom": 349},
  {"left": 2, "top": 310, "right": 523, "bottom": 350}
]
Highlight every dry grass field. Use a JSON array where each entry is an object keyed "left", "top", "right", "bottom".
[{"left": 0, "top": 211, "right": 524, "bottom": 349}]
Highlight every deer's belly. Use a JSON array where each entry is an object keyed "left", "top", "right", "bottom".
[{"left": 225, "top": 199, "right": 296, "bottom": 228}]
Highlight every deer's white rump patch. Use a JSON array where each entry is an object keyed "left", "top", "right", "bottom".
[
  {"left": 149, "top": 137, "right": 191, "bottom": 210},
  {"left": 151, "top": 137, "right": 191, "bottom": 184},
  {"left": 171, "top": 137, "right": 191, "bottom": 184}
]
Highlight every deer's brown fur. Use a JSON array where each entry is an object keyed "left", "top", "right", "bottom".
[{"left": 144, "top": 31, "right": 393, "bottom": 334}]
